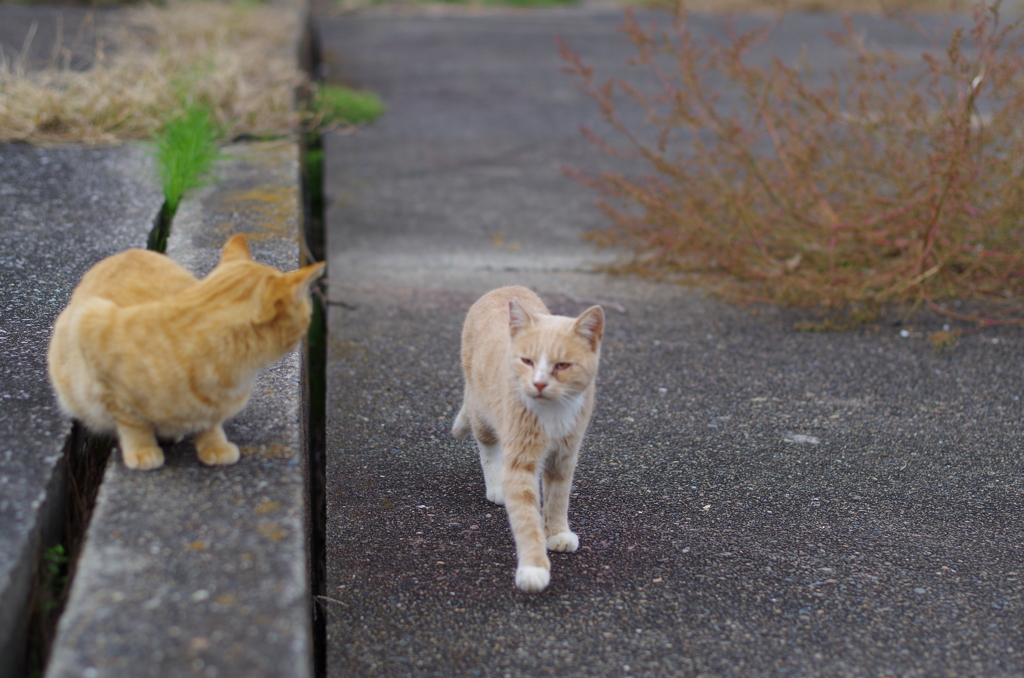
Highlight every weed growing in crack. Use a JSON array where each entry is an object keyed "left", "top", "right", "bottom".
[
  {"left": 40, "top": 546, "right": 69, "bottom": 613},
  {"left": 311, "top": 84, "right": 387, "bottom": 127},
  {"left": 561, "top": 2, "right": 1024, "bottom": 326},
  {"left": 150, "top": 104, "right": 220, "bottom": 251},
  {"left": 498, "top": 0, "right": 577, "bottom": 7}
]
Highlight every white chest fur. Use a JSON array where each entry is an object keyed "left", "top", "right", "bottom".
[{"left": 521, "top": 390, "right": 586, "bottom": 442}]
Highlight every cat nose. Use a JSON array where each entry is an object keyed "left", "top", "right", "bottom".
[{"left": 533, "top": 381, "right": 547, "bottom": 392}]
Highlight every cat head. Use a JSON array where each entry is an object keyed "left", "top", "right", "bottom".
[
  {"left": 206, "top": 235, "right": 325, "bottom": 348},
  {"left": 508, "top": 298, "right": 604, "bottom": 404}
]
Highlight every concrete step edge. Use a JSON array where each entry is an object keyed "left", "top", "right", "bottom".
[{"left": 45, "top": 139, "right": 314, "bottom": 678}]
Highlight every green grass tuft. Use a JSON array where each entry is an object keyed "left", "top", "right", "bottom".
[
  {"left": 314, "top": 85, "right": 386, "bottom": 126},
  {"left": 149, "top": 104, "right": 221, "bottom": 252},
  {"left": 157, "top": 105, "right": 221, "bottom": 218}
]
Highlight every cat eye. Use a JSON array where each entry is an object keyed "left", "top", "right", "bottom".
[
  {"left": 554, "top": 362, "right": 572, "bottom": 371},
  {"left": 521, "top": 358, "right": 535, "bottom": 367}
]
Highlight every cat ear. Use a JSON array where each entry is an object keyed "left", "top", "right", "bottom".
[
  {"left": 572, "top": 305, "right": 604, "bottom": 350},
  {"left": 220, "top": 234, "right": 253, "bottom": 264},
  {"left": 508, "top": 298, "right": 535, "bottom": 338},
  {"left": 255, "top": 262, "right": 325, "bottom": 323},
  {"left": 283, "top": 261, "right": 326, "bottom": 302}
]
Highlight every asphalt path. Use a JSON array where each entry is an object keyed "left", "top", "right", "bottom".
[
  {"left": 317, "top": 8, "right": 1023, "bottom": 677},
  {"left": 0, "top": 6, "right": 115, "bottom": 72}
]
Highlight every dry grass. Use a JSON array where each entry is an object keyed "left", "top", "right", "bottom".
[
  {"left": 0, "top": 0, "right": 306, "bottom": 145},
  {"left": 675, "top": 0, "right": 976, "bottom": 13}
]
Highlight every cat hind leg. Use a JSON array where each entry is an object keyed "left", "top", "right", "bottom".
[
  {"left": 472, "top": 419, "right": 504, "bottom": 504},
  {"left": 542, "top": 448, "right": 579, "bottom": 552},
  {"left": 195, "top": 425, "right": 241, "bottom": 466},
  {"left": 546, "top": 532, "right": 579, "bottom": 552},
  {"left": 477, "top": 440, "right": 505, "bottom": 505}
]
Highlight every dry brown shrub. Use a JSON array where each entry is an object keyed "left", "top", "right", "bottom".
[
  {"left": 561, "top": 1, "right": 1024, "bottom": 325},
  {"left": 0, "top": 0, "right": 306, "bottom": 145}
]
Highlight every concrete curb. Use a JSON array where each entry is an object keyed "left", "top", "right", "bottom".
[
  {"left": 45, "top": 141, "right": 313, "bottom": 678},
  {"left": 0, "top": 144, "right": 162, "bottom": 678},
  {"left": 0, "top": 0, "right": 315, "bottom": 673}
]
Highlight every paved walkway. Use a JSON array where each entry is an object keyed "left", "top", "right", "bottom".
[{"left": 317, "top": 7, "right": 1022, "bottom": 678}]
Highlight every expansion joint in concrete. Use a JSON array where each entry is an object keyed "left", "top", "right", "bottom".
[{"left": 298, "top": 16, "right": 329, "bottom": 676}]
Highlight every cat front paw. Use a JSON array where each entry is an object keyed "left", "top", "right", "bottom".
[
  {"left": 122, "top": 446, "right": 165, "bottom": 471},
  {"left": 515, "top": 565, "right": 550, "bottom": 594},
  {"left": 197, "top": 441, "right": 240, "bottom": 466},
  {"left": 546, "top": 531, "right": 579, "bottom": 552}
]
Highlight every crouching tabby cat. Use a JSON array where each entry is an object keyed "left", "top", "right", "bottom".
[
  {"left": 47, "top": 234, "right": 324, "bottom": 470},
  {"left": 453, "top": 286, "right": 604, "bottom": 593}
]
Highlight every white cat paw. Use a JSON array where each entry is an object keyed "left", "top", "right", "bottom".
[
  {"left": 486, "top": 486, "right": 505, "bottom": 505},
  {"left": 197, "top": 441, "right": 240, "bottom": 466},
  {"left": 515, "top": 566, "right": 550, "bottom": 593},
  {"left": 122, "top": 446, "right": 165, "bottom": 471},
  {"left": 546, "top": 531, "right": 579, "bottom": 552}
]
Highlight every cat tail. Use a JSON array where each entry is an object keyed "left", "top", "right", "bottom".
[{"left": 452, "top": 404, "right": 472, "bottom": 439}]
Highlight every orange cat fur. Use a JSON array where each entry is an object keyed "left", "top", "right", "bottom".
[
  {"left": 47, "top": 235, "right": 324, "bottom": 470},
  {"left": 453, "top": 286, "right": 604, "bottom": 593}
]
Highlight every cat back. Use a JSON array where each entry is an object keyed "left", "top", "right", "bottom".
[{"left": 48, "top": 234, "right": 324, "bottom": 470}]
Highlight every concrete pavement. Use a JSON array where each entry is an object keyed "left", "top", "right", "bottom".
[
  {"left": 318, "top": 7, "right": 1023, "bottom": 677},
  {"left": 0, "top": 142, "right": 160, "bottom": 678},
  {"left": 0, "top": 5, "right": 112, "bottom": 72}
]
